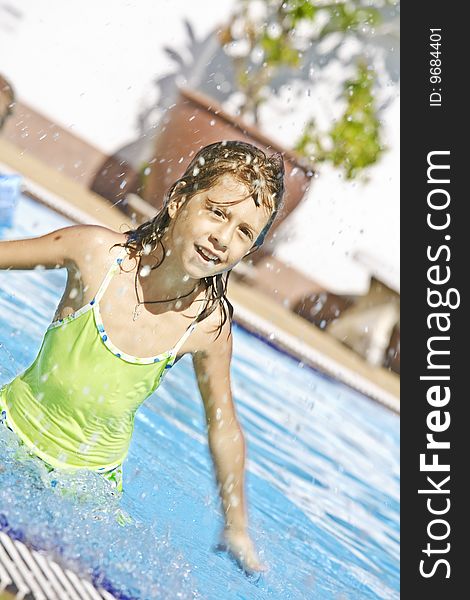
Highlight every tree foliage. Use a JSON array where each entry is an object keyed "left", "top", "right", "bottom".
[
  {"left": 220, "top": 0, "right": 398, "bottom": 179},
  {"left": 295, "top": 61, "right": 384, "bottom": 179}
]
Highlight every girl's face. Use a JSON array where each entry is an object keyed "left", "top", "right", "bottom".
[{"left": 167, "top": 174, "right": 272, "bottom": 279}]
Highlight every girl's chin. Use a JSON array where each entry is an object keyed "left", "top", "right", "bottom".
[
  {"left": 189, "top": 265, "right": 226, "bottom": 278},
  {"left": 185, "top": 260, "right": 233, "bottom": 279}
]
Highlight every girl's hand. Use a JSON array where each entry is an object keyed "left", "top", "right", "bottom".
[{"left": 217, "top": 527, "right": 268, "bottom": 574}]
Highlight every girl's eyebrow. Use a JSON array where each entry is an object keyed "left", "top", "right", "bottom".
[{"left": 207, "top": 196, "right": 230, "bottom": 210}]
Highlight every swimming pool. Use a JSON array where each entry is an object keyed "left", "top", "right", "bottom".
[{"left": 0, "top": 191, "right": 399, "bottom": 599}]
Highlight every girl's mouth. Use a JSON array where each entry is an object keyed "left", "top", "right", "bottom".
[{"left": 195, "top": 244, "right": 221, "bottom": 265}]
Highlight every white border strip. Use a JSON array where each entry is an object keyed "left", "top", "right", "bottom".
[{"left": 0, "top": 531, "right": 116, "bottom": 599}]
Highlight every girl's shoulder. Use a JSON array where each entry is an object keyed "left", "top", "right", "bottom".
[
  {"left": 55, "top": 225, "right": 126, "bottom": 262},
  {"left": 69, "top": 226, "right": 129, "bottom": 266},
  {"left": 89, "top": 226, "right": 128, "bottom": 254},
  {"left": 192, "top": 298, "right": 233, "bottom": 357}
]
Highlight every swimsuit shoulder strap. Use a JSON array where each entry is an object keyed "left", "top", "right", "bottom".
[
  {"left": 169, "top": 296, "right": 207, "bottom": 359},
  {"left": 93, "top": 246, "right": 128, "bottom": 303}
]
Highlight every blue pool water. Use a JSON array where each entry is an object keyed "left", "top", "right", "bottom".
[{"left": 0, "top": 192, "right": 400, "bottom": 599}]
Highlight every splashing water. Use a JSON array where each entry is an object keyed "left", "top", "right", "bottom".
[{"left": 0, "top": 426, "right": 200, "bottom": 599}]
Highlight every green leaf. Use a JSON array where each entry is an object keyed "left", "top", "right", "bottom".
[
  {"left": 285, "top": 0, "right": 317, "bottom": 22},
  {"left": 295, "top": 60, "right": 385, "bottom": 179},
  {"left": 260, "top": 32, "right": 300, "bottom": 67},
  {"left": 319, "top": 3, "right": 382, "bottom": 37}
]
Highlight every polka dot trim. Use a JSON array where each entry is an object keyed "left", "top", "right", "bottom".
[
  {"left": 47, "top": 300, "right": 95, "bottom": 331},
  {"left": 45, "top": 248, "right": 199, "bottom": 366},
  {"left": 92, "top": 303, "right": 173, "bottom": 365}
]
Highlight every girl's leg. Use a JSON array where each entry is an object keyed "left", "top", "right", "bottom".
[
  {"left": 0, "top": 407, "right": 15, "bottom": 434},
  {"left": 98, "top": 464, "right": 134, "bottom": 526},
  {"left": 98, "top": 463, "right": 123, "bottom": 493}
]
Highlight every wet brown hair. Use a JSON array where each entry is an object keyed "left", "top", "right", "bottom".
[{"left": 111, "top": 140, "right": 285, "bottom": 339}]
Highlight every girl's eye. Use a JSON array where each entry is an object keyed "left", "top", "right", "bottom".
[
  {"left": 209, "top": 207, "right": 225, "bottom": 218},
  {"left": 240, "top": 228, "right": 253, "bottom": 240}
]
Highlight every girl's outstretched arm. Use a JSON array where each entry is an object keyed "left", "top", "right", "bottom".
[
  {"left": 192, "top": 321, "right": 267, "bottom": 573},
  {"left": 0, "top": 224, "right": 108, "bottom": 271}
]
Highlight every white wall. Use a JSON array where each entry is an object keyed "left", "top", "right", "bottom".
[
  {"left": 0, "top": 0, "right": 235, "bottom": 151},
  {"left": 0, "top": 0, "right": 399, "bottom": 294},
  {"left": 275, "top": 97, "right": 400, "bottom": 294}
]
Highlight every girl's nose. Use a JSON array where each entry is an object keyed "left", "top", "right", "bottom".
[{"left": 210, "top": 227, "right": 231, "bottom": 250}]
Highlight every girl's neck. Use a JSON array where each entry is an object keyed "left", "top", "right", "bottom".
[{"left": 136, "top": 245, "right": 203, "bottom": 309}]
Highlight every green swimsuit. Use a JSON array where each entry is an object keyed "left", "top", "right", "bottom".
[{"left": 0, "top": 246, "right": 203, "bottom": 491}]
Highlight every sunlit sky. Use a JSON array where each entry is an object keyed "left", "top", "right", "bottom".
[{"left": 0, "top": 0, "right": 399, "bottom": 294}]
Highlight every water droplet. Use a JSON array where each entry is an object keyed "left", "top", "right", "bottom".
[
  {"left": 140, "top": 265, "right": 151, "bottom": 277},
  {"left": 230, "top": 494, "right": 240, "bottom": 507}
]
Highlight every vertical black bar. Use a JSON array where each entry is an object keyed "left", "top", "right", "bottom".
[{"left": 402, "top": 3, "right": 466, "bottom": 597}]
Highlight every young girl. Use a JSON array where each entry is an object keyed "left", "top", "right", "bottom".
[{"left": 0, "top": 140, "right": 284, "bottom": 573}]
